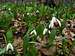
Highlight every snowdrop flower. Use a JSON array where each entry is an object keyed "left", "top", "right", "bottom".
[
  {"left": 48, "top": 30, "right": 51, "bottom": 34},
  {"left": 27, "top": 13, "right": 30, "bottom": 15},
  {"left": 43, "top": 28, "right": 51, "bottom": 35},
  {"left": 6, "top": 43, "right": 14, "bottom": 51},
  {"left": 30, "top": 29, "right": 37, "bottom": 36},
  {"left": 49, "top": 16, "right": 61, "bottom": 28},
  {"left": 43, "top": 28, "right": 48, "bottom": 35},
  {"left": 8, "top": 8, "right": 11, "bottom": 11},
  {"left": 36, "top": 10, "right": 39, "bottom": 13}
]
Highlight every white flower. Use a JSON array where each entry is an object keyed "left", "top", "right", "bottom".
[
  {"left": 8, "top": 8, "right": 11, "bottom": 11},
  {"left": 27, "top": 13, "right": 30, "bottom": 15},
  {"left": 6, "top": 43, "right": 14, "bottom": 51},
  {"left": 48, "top": 30, "right": 51, "bottom": 34},
  {"left": 43, "top": 28, "right": 51, "bottom": 35},
  {"left": 30, "top": 29, "right": 37, "bottom": 36},
  {"left": 43, "top": 28, "right": 48, "bottom": 35},
  {"left": 36, "top": 10, "right": 39, "bottom": 13},
  {"left": 49, "top": 16, "right": 61, "bottom": 28}
]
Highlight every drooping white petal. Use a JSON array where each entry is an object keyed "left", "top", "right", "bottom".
[
  {"left": 8, "top": 8, "right": 11, "bottom": 10},
  {"left": 30, "top": 29, "right": 37, "bottom": 36},
  {"left": 49, "top": 17, "right": 56, "bottom": 28},
  {"left": 49, "top": 21, "right": 53, "bottom": 28},
  {"left": 43, "top": 28, "right": 48, "bottom": 35},
  {"left": 52, "top": 17, "right": 57, "bottom": 22},
  {"left": 53, "top": 16, "right": 61, "bottom": 27},
  {"left": 27, "top": 13, "right": 30, "bottom": 15},
  {"left": 56, "top": 19, "right": 61, "bottom": 27},
  {"left": 33, "top": 30, "right": 37, "bottom": 35},
  {"left": 49, "top": 16, "right": 61, "bottom": 28},
  {"left": 48, "top": 30, "right": 51, "bottom": 34},
  {"left": 6, "top": 43, "right": 14, "bottom": 51},
  {"left": 36, "top": 10, "right": 39, "bottom": 13}
]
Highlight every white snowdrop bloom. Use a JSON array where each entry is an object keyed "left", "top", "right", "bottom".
[
  {"left": 27, "top": 13, "right": 30, "bottom": 15},
  {"left": 30, "top": 29, "right": 37, "bottom": 36},
  {"left": 43, "top": 28, "right": 48, "bottom": 35},
  {"left": 36, "top": 10, "right": 39, "bottom": 13},
  {"left": 72, "top": 38, "right": 75, "bottom": 41},
  {"left": 48, "top": 30, "right": 51, "bottom": 34},
  {"left": 6, "top": 43, "right": 14, "bottom": 51},
  {"left": 49, "top": 16, "right": 61, "bottom": 28},
  {"left": 43, "top": 28, "right": 51, "bottom": 35},
  {"left": 8, "top": 8, "right": 11, "bottom": 11}
]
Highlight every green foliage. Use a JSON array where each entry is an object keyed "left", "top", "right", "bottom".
[
  {"left": 23, "top": 30, "right": 37, "bottom": 56},
  {"left": 0, "top": 48, "right": 5, "bottom": 55},
  {"left": 49, "top": 29, "right": 57, "bottom": 45},
  {"left": 0, "top": 11, "right": 14, "bottom": 29},
  {"left": 0, "top": 2, "right": 75, "bottom": 56},
  {"left": 6, "top": 29, "right": 13, "bottom": 43},
  {"left": 36, "top": 24, "right": 44, "bottom": 35}
]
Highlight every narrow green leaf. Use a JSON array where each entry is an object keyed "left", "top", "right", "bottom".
[{"left": 49, "top": 29, "right": 57, "bottom": 45}]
